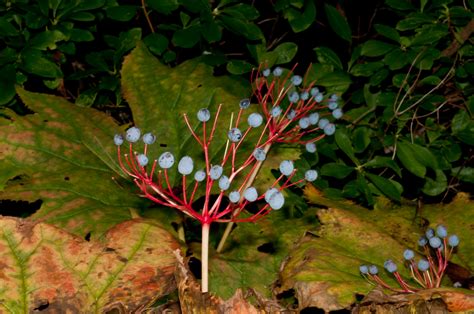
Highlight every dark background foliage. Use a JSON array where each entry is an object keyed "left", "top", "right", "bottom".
[{"left": 1, "top": 0, "right": 473, "bottom": 210}]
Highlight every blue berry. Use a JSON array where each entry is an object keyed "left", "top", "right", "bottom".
[
  {"left": 305, "top": 169, "right": 318, "bottom": 182},
  {"left": 197, "top": 108, "right": 211, "bottom": 122},
  {"left": 403, "top": 249, "right": 414, "bottom": 260},
  {"left": 142, "top": 132, "right": 156, "bottom": 145},
  {"left": 126, "top": 127, "right": 141, "bottom": 143},
  {"left": 158, "top": 152, "right": 175, "bottom": 169},
  {"left": 194, "top": 170, "right": 206, "bottom": 182},
  {"left": 429, "top": 236, "right": 442, "bottom": 249},
  {"left": 136, "top": 154, "right": 148, "bottom": 167},
  {"left": 271, "top": 106, "right": 282, "bottom": 117},
  {"left": 114, "top": 134, "right": 124, "bottom": 146},
  {"left": 330, "top": 94, "right": 339, "bottom": 101},
  {"left": 264, "top": 188, "right": 284, "bottom": 210},
  {"left": 332, "top": 109, "right": 343, "bottom": 119},
  {"left": 324, "top": 123, "right": 336, "bottom": 136},
  {"left": 309, "top": 112, "right": 320, "bottom": 125},
  {"left": 273, "top": 67, "right": 283, "bottom": 76},
  {"left": 291, "top": 75, "right": 303, "bottom": 86},
  {"left": 299, "top": 117, "right": 310, "bottom": 129},
  {"left": 418, "top": 236, "right": 428, "bottom": 246},
  {"left": 384, "top": 260, "right": 397, "bottom": 273},
  {"left": 300, "top": 91, "right": 309, "bottom": 101},
  {"left": 262, "top": 68, "right": 271, "bottom": 77},
  {"left": 228, "top": 128, "right": 242, "bottom": 142},
  {"left": 229, "top": 191, "right": 240, "bottom": 203},
  {"left": 219, "top": 175, "right": 230, "bottom": 190},
  {"left": 328, "top": 101, "right": 338, "bottom": 110},
  {"left": 209, "top": 165, "right": 223, "bottom": 180},
  {"left": 287, "top": 109, "right": 297, "bottom": 120},
  {"left": 417, "top": 259, "right": 430, "bottom": 272},
  {"left": 253, "top": 148, "right": 266, "bottom": 161},
  {"left": 315, "top": 92, "right": 324, "bottom": 102},
  {"left": 318, "top": 118, "right": 329, "bottom": 129},
  {"left": 178, "top": 156, "right": 194, "bottom": 175},
  {"left": 369, "top": 265, "right": 379, "bottom": 275},
  {"left": 305, "top": 142, "right": 317, "bottom": 153},
  {"left": 425, "top": 228, "right": 435, "bottom": 239},
  {"left": 279, "top": 160, "right": 294, "bottom": 176},
  {"left": 248, "top": 113, "right": 263, "bottom": 128},
  {"left": 436, "top": 225, "right": 448, "bottom": 238},
  {"left": 244, "top": 187, "right": 258, "bottom": 202},
  {"left": 288, "top": 91, "right": 299, "bottom": 103},
  {"left": 239, "top": 98, "right": 251, "bottom": 109},
  {"left": 448, "top": 234, "right": 459, "bottom": 247},
  {"left": 310, "top": 87, "right": 320, "bottom": 97},
  {"left": 359, "top": 265, "right": 369, "bottom": 274}
]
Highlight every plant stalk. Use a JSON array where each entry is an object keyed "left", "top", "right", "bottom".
[
  {"left": 201, "top": 222, "right": 210, "bottom": 293},
  {"left": 216, "top": 142, "right": 272, "bottom": 253}
]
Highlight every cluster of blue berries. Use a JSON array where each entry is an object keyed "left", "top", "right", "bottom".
[
  {"left": 258, "top": 66, "right": 344, "bottom": 153},
  {"left": 359, "top": 225, "right": 460, "bottom": 293},
  {"left": 115, "top": 114, "right": 318, "bottom": 212}
]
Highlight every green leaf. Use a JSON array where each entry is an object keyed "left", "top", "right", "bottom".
[
  {"left": 172, "top": 26, "right": 201, "bottom": 48},
  {"left": 335, "top": 128, "right": 359, "bottom": 165},
  {"left": 352, "top": 127, "right": 371, "bottom": 153},
  {"left": 396, "top": 13, "right": 433, "bottom": 31},
  {"left": 314, "top": 46, "right": 343, "bottom": 69},
  {"left": 365, "top": 173, "right": 401, "bottom": 201},
  {"left": 273, "top": 42, "right": 298, "bottom": 64},
  {"left": 324, "top": 4, "right": 351, "bottom": 43},
  {"left": 201, "top": 20, "right": 222, "bottom": 42},
  {"left": 147, "top": 0, "right": 179, "bottom": 14},
  {"left": 0, "top": 17, "right": 19, "bottom": 37},
  {"left": 143, "top": 33, "right": 169, "bottom": 55},
  {"left": 68, "top": 11, "right": 96, "bottom": 21},
  {"left": 385, "top": 0, "right": 415, "bottom": 10},
  {"left": 219, "top": 15, "right": 263, "bottom": 40},
  {"left": 422, "top": 169, "right": 447, "bottom": 196},
  {"left": 20, "top": 49, "right": 62, "bottom": 78},
  {"left": 364, "top": 156, "right": 401, "bottom": 177},
  {"left": 383, "top": 48, "right": 409, "bottom": 70},
  {"left": 411, "top": 24, "right": 449, "bottom": 46},
  {"left": 320, "top": 162, "right": 354, "bottom": 179},
  {"left": 0, "top": 65, "right": 16, "bottom": 105},
  {"left": 221, "top": 3, "right": 260, "bottom": 20},
  {"left": 451, "top": 167, "right": 474, "bottom": 183},
  {"left": 0, "top": 217, "right": 179, "bottom": 311},
  {"left": 374, "top": 24, "right": 400, "bottom": 42},
  {"left": 396, "top": 140, "right": 440, "bottom": 177},
  {"left": 106, "top": 5, "right": 138, "bottom": 21},
  {"left": 361, "top": 40, "right": 397, "bottom": 57},
  {"left": 70, "top": 29, "right": 94, "bottom": 42},
  {"left": 28, "top": 30, "right": 68, "bottom": 50},
  {"left": 452, "top": 110, "right": 474, "bottom": 145},
  {"left": 283, "top": 0, "right": 316, "bottom": 33},
  {"left": 226, "top": 60, "right": 253, "bottom": 74},
  {"left": 350, "top": 61, "right": 384, "bottom": 77}
]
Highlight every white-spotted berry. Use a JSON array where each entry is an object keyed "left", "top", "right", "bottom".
[
  {"left": 158, "top": 152, "right": 175, "bottom": 169},
  {"left": 248, "top": 113, "right": 263, "bottom": 128},
  {"left": 114, "top": 134, "right": 124, "bottom": 146},
  {"left": 197, "top": 108, "right": 211, "bottom": 122},
  {"left": 126, "top": 127, "right": 141, "bottom": 143}
]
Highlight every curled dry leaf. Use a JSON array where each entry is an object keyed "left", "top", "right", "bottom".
[
  {"left": 0, "top": 217, "right": 179, "bottom": 312},
  {"left": 355, "top": 287, "right": 474, "bottom": 313}
]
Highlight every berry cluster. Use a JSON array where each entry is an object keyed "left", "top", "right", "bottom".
[
  {"left": 251, "top": 64, "right": 343, "bottom": 153},
  {"left": 114, "top": 104, "right": 318, "bottom": 224},
  {"left": 359, "top": 225, "right": 460, "bottom": 293}
]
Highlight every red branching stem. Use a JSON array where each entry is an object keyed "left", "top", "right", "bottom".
[{"left": 369, "top": 275, "right": 406, "bottom": 293}]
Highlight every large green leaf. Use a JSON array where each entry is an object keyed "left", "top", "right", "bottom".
[
  {"left": 0, "top": 88, "right": 140, "bottom": 238},
  {"left": 121, "top": 42, "right": 260, "bottom": 187},
  {"left": 0, "top": 217, "right": 179, "bottom": 312}
]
